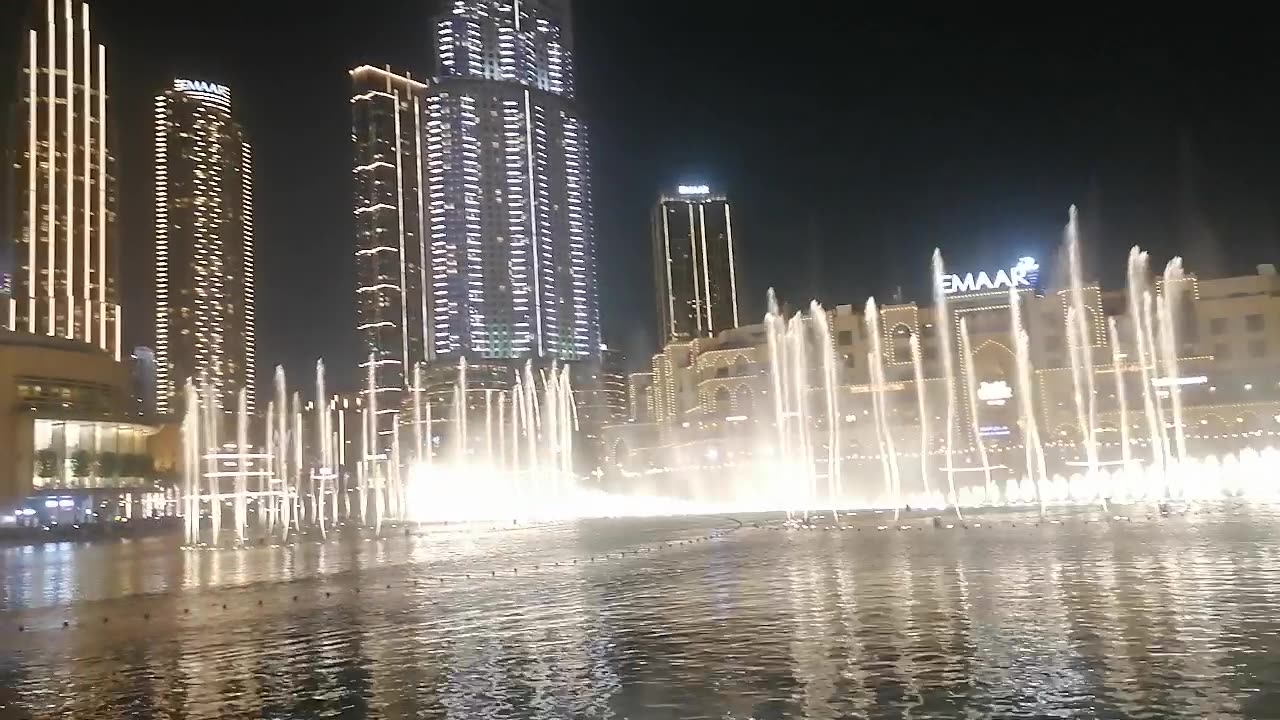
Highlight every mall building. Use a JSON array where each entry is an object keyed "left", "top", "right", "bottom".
[
  {"left": 0, "top": 332, "right": 165, "bottom": 526},
  {"left": 604, "top": 260, "right": 1280, "bottom": 496}
]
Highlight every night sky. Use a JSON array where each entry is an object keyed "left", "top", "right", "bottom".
[{"left": 3, "top": 3, "right": 1280, "bottom": 385}]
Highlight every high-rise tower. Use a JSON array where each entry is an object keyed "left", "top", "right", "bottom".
[
  {"left": 6, "top": 0, "right": 119, "bottom": 358},
  {"left": 652, "top": 185, "right": 740, "bottom": 343},
  {"left": 153, "top": 78, "right": 254, "bottom": 415},
  {"left": 350, "top": 65, "right": 430, "bottom": 446},
  {"left": 427, "top": 0, "right": 597, "bottom": 361}
]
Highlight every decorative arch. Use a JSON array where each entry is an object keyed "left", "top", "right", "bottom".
[{"left": 714, "top": 385, "right": 732, "bottom": 412}]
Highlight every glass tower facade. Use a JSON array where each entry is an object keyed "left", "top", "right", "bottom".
[
  {"left": 6, "top": 0, "right": 120, "bottom": 359},
  {"left": 153, "top": 79, "right": 254, "bottom": 415},
  {"left": 428, "top": 0, "right": 597, "bottom": 361},
  {"left": 652, "top": 186, "right": 740, "bottom": 343}
]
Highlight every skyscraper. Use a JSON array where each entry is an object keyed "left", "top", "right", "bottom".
[
  {"left": 652, "top": 185, "right": 740, "bottom": 343},
  {"left": 427, "top": 0, "right": 597, "bottom": 362},
  {"left": 5, "top": 0, "right": 120, "bottom": 359},
  {"left": 350, "top": 65, "right": 430, "bottom": 444},
  {"left": 153, "top": 78, "right": 255, "bottom": 415}
]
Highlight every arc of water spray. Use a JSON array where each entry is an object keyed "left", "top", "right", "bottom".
[
  {"left": 1142, "top": 291, "right": 1171, "bottom": 470},
  {"left": 1067, "top": 309, "right": 1107, "bottom": 512},
  {"left": 1159, "top": 258, "right": 1188, "bottom": 465},
  {"left": 931, "top": 250, "right": 962, "bottom": 519},
  {"left": 764, "top": 290, "right": 792, "bottom": 521},
  {"left": 1065, "top": 207, "right": 1101, "bottom": 488},
  {"left": 864, "top": 298, "right": 902, "bottom": 519},
  {"left": 1009, "top": 285, "right": 1047, "bottom": 517},
  {"left": 787, "top": 313, "right": 816, "bottom": 520},
  {"left": 1127, "top": 249, "right": 1166, "bottom": 470}
]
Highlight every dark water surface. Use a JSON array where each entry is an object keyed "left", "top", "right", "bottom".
[{"left": 2, "top": 509, "right": 1279, "bottom": 719}]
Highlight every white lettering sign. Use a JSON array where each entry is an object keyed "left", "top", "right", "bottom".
[
  {"left": 175, "top": 79, "right": 231, "bottom": 100},
  {"left": 677, "top": 184, "right": 709, "bottom": 195},
  {"left": 940, "top": 256, "right": 1039, "bottom": 295}
]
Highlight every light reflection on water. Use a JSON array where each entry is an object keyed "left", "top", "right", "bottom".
[{"left": 2, "top": 510, "right": 1279, "bottom": 719}]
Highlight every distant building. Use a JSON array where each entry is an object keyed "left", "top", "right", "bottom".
[
  {"left": 153, "top": 78, "right": 254, "bottom": 415},
  {"left": 573, "top": 344, "right": 627, "bottom": 471},
  {"left": 427, "top": 0, "right": 598, "bottom": 362},
  {"left": 349, "top": 65, "right": 431, "bottom": 451},
  {"left": 652, "top": 185, "right": 740, "bottom": 344},
  {"left": 6, "top": 0, "right": 121, "bottom": 359}
]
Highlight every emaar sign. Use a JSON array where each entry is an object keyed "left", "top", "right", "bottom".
[
  {"left": 940, "top": 256, "right": 1039, "bottom": 295},
  {"left": 175, "top": 79, "right": 230, "bottom": 100}
]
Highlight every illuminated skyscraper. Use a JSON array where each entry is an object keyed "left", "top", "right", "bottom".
[
  {"left": 652, "top": 185, "right": 740, "bottom": 343},
  {"left": 350, "top": 65, "right": 430, "bottom": 445},
  {"left": 427, "top": 0, "right": 597, "bottom": 361},
  {"left": 153, "top": 78, "right": 254, "bottom": 415},
  {"left": 6, "top": 0, "right": 120, "bottom": 358}
]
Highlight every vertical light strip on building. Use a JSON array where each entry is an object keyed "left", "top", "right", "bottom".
[
  {"left": 81, "top": 2, "right": 91, "bottom": 342},
  {"left": 154, "top": 92, "right": 169, "bottom": 413},
  {"left": 97, "top": 41, "right": 108, "bottom": 354},
  {"left": 687, "top": 203, "right": 700, "bottom": 335},
  {"left": 391, "top": 85, "right": 410, "bottom": 374},
  {"left": 698, "top": 203, "right": 713, "bottom": 331},
  {"left": 64, "top": 0, "right": 74, "bottom": 338},
  {"left": 725, "top": 202, "right": 740, "bottom": 327},
  {"left": 26, "top": 30, "right": 37, "bottom": 333},
  {"left": 413, "top": 94, "right": 431, "bottom": 361},
  {"left": 243, "top": 140, "right": 255, "bottom": 410},
  {"left": 524, "top": 89, "right": 543, "bottom": 355},
  {"left": 661, "top": 207, "right": 675, "bottom": 339},
  {"left": 45, "top": 0, "right": 55, "bottom": 335}
]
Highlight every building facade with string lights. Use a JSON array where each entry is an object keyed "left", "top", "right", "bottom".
[
  {"left": 153, "top": 78, "right": 255, "bottom": 416},
  {"left": 427, "top": 0, "right": 598, "bottom": 362},
  {"left": 4, "top": 0, "right": 120, "bottom": 360},
  {"left": 605, "top": 259, "right": 1280, "bottom": 495},
  {"left": 350, "top": 65, "right": 431, "bottom": 450}
]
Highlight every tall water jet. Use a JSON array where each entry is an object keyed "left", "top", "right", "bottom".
[
  {"left": 182, "top": 380, "right": 200, "bottom": 544},
  {"left": 202, "top": 384, "right": 222, "bottom": 542},
  {"left": 1127, "top": 248, "right": 1166, "bottom": 469},
  {"left": 931, "top": 250, "right": 961, "bottom": 518},
  {"left": 764, "top": 289, "right": 792, "bottom": 519},
  {"left": 291, "top": 391, "right": 304, "bottom": 530},
  {"left": 1064, "top": 206, "right": 1100, "bottom": 484},
  {"left": 314, "top": 359, "right": 329, "bottom": 538},
  {"left": 274, "top": 366, "right": 292, "bottom": 535},
  {"left": 1009, "top": 285, "right": 1046, "bottom": 515},
  {"left": 234, "top": 388, "right": 249, "bottom": 544},
  {"left": 1159, "top": 258, "right": 1189, "bottom": 464},
  {"left": 958, "top": 318, "right": 993, "bottom": 499},
  {"left": 1107, "top": 317, "right": 1132, "bottom": 466},
  {"left": 787, "top": 312, "right": 816, "bottom": 518},
  {"left": 864, "top": 298, "right": 902, "bottom": 516},
  {"left": 908, "top": 333, "right": 931, "bottom": 498},
  {"left": 455, "top": 357, "right": 469, "bottom": 460},
  {"left": 1141, "top": 290, "right": 1171, "bottom": 470},
  {"left": 811, "top": 301, "right": 842, "bottom": 519}
]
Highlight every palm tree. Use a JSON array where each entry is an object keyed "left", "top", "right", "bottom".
[{"left": 71, "top": 449, "right": 93, "bottom": 480}]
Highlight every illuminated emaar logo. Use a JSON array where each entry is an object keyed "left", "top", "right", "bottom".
[
  {"left": 174, "top": 79, "right": 230, "bottom": 100},
  {"left": 677, "top": 184, "right": 710, "bottom": 195},
  {"left": 941, "top": 256, "right": 1039, "bottom": 295}
]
